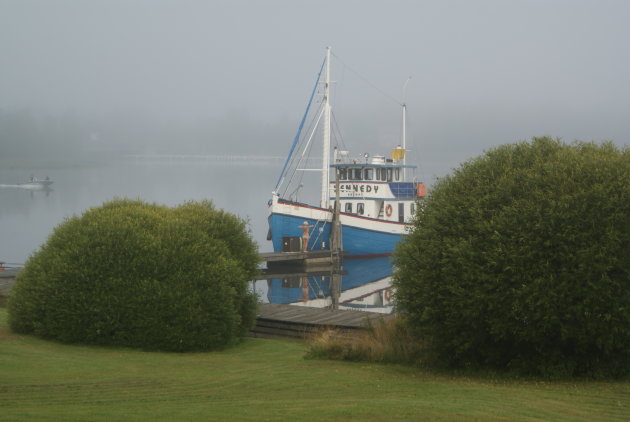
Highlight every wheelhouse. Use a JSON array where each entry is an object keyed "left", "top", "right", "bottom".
[
  {"left": 328, "top": 154, "right": 425, "bottom": 223},
  {"left": 333, "top": 163, "right": 413, "bottom": 183}
]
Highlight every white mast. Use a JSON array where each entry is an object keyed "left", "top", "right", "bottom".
[
  {"left": 401, "top": 77, "right": 411, "bottom": 180},
  {"left": 402, "top": 102, "right": 407, "bottom": 180},
  {"left": 320, "top": 47, "right": 332, "bottom": 208}
]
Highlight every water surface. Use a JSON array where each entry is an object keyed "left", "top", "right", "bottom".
[
  {"left": 0, "top": 157, "right": 277, "bottom": 265},
  {"left": 1, "top": 156, "right": 394, "bottom": 311}
]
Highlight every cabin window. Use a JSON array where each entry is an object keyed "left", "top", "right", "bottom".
[
  {"left": 398, "top": 202, "right": 405, "bottom": 223},
  {"left": 338, "top": 168, "right": 347, "bottom": 180},
  {"left": 386, "top": 168, "right": 393, "bottom": 182},
  {"left": 345, "top": 202, "right": 353, "bottom": 213},
  {"left": 410, "top": 202, "right": 416, "bottom": 216},
  {"left": 380, "top": 168, "right": 387, "bottom": 181},
  {"left": 395, "top": 168, "right": 400, "bottom": 181},
  {"left": 357, "top": 203, "right": 365, "bottom": 215},
  {"left": 354, "top": 168, "right": 363, "bottom": 180},
  {"left": 364, "top": 168, "right": 373, "bottom": 181}
]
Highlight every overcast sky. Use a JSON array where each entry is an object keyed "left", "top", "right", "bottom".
[{"left": 1, "top": 0, "right": 629, "bottom": 180}]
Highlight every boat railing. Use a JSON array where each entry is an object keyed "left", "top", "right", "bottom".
[{"left": 308, "top": 218, "right": 328, "bottom": 250}]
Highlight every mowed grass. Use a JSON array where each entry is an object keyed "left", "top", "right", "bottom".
[{"left": 1, "top": 308, "right": 629, "bottom": 422}]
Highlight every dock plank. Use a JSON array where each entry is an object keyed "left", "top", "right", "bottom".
[
  {"left": 260, "top": 250, "right": 335, "bottom": 262},
  {"left": 256, "top": 303, "right": 391, "bottom": 329}
]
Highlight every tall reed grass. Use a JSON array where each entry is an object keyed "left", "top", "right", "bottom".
[{"left": 305, "top": 316, "right": 421, "bottom": 364}]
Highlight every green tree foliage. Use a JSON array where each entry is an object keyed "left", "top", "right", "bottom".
[
  {"left": 8, "top": 199, "right": 259, "bottom": 351},
  {"left": 394, "top": 137, "right": 630, "bottom": 377}
]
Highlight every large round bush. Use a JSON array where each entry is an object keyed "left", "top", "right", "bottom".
[
  {"left": 394, "top": 137, "right": 630, "bottom": 377},
  {"left": 8, "top": 199, "right": 259, "bottom": 351}
]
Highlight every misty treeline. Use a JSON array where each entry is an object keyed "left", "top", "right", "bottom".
[{"left": 0, "top": 108, "right": 290, "bottom": 161}]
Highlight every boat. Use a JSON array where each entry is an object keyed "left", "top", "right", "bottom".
[
  {"left": 267, "top": 47, "right": 426, "bottom": 257},
  {"left": 18, "top": 176, "right": 53, "bottom": 189},
  {"left": 0, "top": 176, "right": 53, "bottom": 190}
]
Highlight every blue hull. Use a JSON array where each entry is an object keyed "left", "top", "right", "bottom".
[{"left": 268, "top": 212, "right": 404, "bottom": 256}]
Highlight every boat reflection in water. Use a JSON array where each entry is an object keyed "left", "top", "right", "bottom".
[{"left": 262, "top": 257, "right": 394, "bottom": 314}]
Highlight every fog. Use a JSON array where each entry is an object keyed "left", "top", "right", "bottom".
[{"left": 1, "top": 0, "right": 629, "bottom": 180}]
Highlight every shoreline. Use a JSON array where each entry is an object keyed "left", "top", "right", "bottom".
[{"left": 0, "top": 269, "right": 19, "bottom": 304}]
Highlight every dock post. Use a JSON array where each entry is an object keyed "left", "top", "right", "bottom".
[{"left": 329, "top": 167, "right": 343, "bottom": 262}]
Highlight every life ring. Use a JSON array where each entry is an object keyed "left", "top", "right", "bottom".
[
  {"left": 384, "top": 289, "right": 392, "bottom": 301},
  {"left": 385, "top": 204, "right": 393, "bottom": 217}
]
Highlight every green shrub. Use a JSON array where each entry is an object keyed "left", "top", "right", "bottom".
[
  {"left": 8, "top": 199, "right": 258, "bottom": 351},
  {"left": 394, "top": 137, "right": 630, "bottom": 377}
]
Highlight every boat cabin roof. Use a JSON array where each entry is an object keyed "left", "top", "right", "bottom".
[{"left": 330, "top": 163, "right": 417, "bottom": 169}]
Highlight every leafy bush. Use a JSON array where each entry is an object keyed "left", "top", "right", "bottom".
[
  {"left": 394, "top": 137, "right": 630, "bottom": 377},
  {"left": 8, "top": 199, "right": 258, "bottom": 351}
]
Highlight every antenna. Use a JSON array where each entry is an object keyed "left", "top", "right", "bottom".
[{"left": 402, "top": 76, "right": 411, "bottom": 179}]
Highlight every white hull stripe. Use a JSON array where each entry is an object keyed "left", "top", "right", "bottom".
[{"left": 271, "top": 201, "right": 410, "bottom": 235}]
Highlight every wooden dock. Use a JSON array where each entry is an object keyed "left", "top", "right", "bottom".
[
  {"left": 251, "top": 303, "right": 393, "bottom": 339},
  {"left": 260, "top": 250, "right": 342, "bottom": 272},
  {"left": 256, "top": 268, "right": 344, "bottom": 280}
]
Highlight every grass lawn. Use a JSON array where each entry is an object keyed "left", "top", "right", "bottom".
[{"left": 1, "top": 307, "right": 628, "bottom": 421}]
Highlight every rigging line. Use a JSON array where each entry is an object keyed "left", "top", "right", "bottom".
[
  {"left": 331, "top": 112, "right": 347, "bottom": 151},
  {"left": 275, "top": 56, "right": 327, "bottom": 192},
  {"left": 298, "top": 107, "right": 325, "bottom": 161},
  {"left": 290, "top": 99, "right": 324, "bottom": 169},
  {"left": 293, "top": 107, "right": 324, "bottom": 191},
  {"left": 331, "top": 51, "right": 402, "bottom": 107},
  {"left": 281, "top": 100, "right": 324, "bottom": 197},
  {"left": 282, "top": 105, "right": 324, "bottom": 198},
  {"left": 288, "top": 120, "right": 317, "bottom": 201},
  {"left": 293, "top": 158, "right": 307, "bottom": 199},
  {"left": 331, "top": 63, "right": 344, "bottom": 114}
]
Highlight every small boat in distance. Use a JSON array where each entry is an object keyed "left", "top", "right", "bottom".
[
  {"left": 267, "top": 47, "right": 425, "bottom": 257},
  {"left": 19, "top": 176, "right": 54, "bottom": 189},
  {"left": 0, "top": 176, "right": 54, "bottom": 190}
]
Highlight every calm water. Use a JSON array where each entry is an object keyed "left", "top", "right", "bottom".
[
  {"left": 0, "top": 157, "right": 278, "bottom": 265},
  {"left": 1, "top": 156, "right": 394, "bottom": 311},
  {"left": 262, "top": 256, "right": 394, "bottom": 313}
]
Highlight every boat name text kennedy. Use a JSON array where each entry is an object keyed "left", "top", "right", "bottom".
[{"left": 338, "top": 184, "right": 381, "bottom": 195}]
